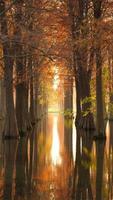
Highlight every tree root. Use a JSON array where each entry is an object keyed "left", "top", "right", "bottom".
[{"left": 76, "top": 113, "right": 95, "bottom": 130}]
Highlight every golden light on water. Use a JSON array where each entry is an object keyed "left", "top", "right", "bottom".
[
  {"left": 51, "top": 115, "right": 62, "bottom": 166},
  {"left": 73, "top": 122, "right": 76, "bottom": 163}
]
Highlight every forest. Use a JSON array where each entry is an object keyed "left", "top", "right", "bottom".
[{"left": 0, "top": 0, "right": 113, "bottom": 200}]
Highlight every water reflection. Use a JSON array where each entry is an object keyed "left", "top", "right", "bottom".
[
  {"left": 72, "top": 129, "right": 93, "bottom": 200},
  {"left": 15, "top": 138, "right": 27, "bottom": 199},
  {"left": 106, "top": 121, "right": 113, "bottom": 200},
  {"left": 2, "top": 116, "right": 113, "bottom": 199},
  {"left": 35, "top": 114, "right": 72, "bottom": 200},
  {"left": 51, "top": 115, "right": 62, "bottom": 166},
  {"left": 96, "top": 140, "right": 105, "bottom": 200},
  {"left": 4, "top": 140, "right": 18, "bottom": 200},
  {"left": 72, "top": 123, "right": 76, "bottom": 163}
]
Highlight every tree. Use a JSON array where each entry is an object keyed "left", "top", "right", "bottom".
[
  {"left": 0, "top": 0, "right": 19, "bottom": 138},
  {"left": 67, "top": 0, "right": 95, "bottom": 129},
  {"left": 93, "top": 0, "right": 105, "bottom": 135}
]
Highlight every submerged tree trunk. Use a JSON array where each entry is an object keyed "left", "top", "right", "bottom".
[
  {"left": 29, "top": 55, "right": 35, "bottom": 125},
  {"left": 78, "top": 66, "right": 95, "bottom": 130},
  {"left": 4, "top": 66, "right": 19, "bottom": 138},
  {"left": 64, "top": 86, "right": 73, "bottom": 159},
  {"left": 108, "top": 55, "right": 113, "bottom": 120},
  {"left": 14, "top": 1, "right": 29, "bottom": 135},
  {"left": 0, "top": 0, "right": 19, "bottom": 138},
  {"left": 93, "top": 0, "right": 104, "bottom": 135},
  {"left": 16, "top": 83, "right": 29, "bottom": 134},
  {"left": 75, "top": 48, "right": 95, "bottom": 130},
  {"left": 96, "top": 48, "right": 104, "bottom": 134},
  {"left": 0, "top": 80, "right": 5, "bottom": 134},
  {"left": 0, "top": 80, "right": 6, "bottom": 117},
  {"left": 75, "top": 78, "right": 81, "bottom": 125},
  {"left": 68, "top": 0, "right": 95, "bottom": 130}
]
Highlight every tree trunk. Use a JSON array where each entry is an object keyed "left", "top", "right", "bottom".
[
  {"left": 0, "top": 80, "right": 6, "bottom": 117},
  {"left": 29, "top": 56, "right": 35, "bottom": 125},
  {"left": 75, "top": 50, "right": 95, "bottom": 130},
  {"left": 64, "top": 86, "right": 73, "bottom": 159},
  {"left": 108, "top": 55, "right": 113, "bottom": 120},
  {"left": 79, "top": 68, "right": 95, "bottom": 130},
  {"left": 0, "top": 80, "right": 6, "bottom": 134},
  {"left": 96, "top": 48, "right": 104, "bottom": 134},
  {"left": 68, "top": 0, "right": 95, "bottom": 130},
  {"left": 16, "top": 82, "right": 29, "bottom": 135},
  {"left": 14, "top": 1, "right": 29, "bottom": 135},
  {"left": 75, "top": 79, "right": 81, "bottom": 125},
  {"left": 4, "top": 66, "right": 19, "bottom": 138},
  {"left": 93, "top": 0, "right": 104, "bottom": 135},
  {"left": 0, "top": 0, "right": 19, "bottom": 138},
  {"left": 34, "top": 79, "right": 38, "bottom": 120}
]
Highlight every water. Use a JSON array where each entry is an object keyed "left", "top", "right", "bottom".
[{"left": 0, "top": 114, "right": 112, "bottom": 199}]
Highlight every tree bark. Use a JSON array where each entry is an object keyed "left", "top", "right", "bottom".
[
  {"left": 96, "top": 48, "right": 104, "bottom": 134},
  {"left": 68, "top": 0, "right": 95, "bottom": 130},
  {"left": 0, "top": 80, "right": 6, "bottom": 134},
  {"left": 0, "top": 0, "right": 19, "bottom": 138},
  {"left": 0, "top": 80, "right": 6, "bottom": 118},
  {"left": 108, "top": 55, "right": 113, "bottom": 120},
  {"left": 93, "top": 0, "right": 105, "bottom": 135},
  {"left": 4, "top": 66, "right": 19, "bottom": 138},
  {"left": 16, "top": 83, "right": 29, "bottom": 134},
  {"left": 64, "top": 86, "right": 73, "bottom": 159},
  {"left": 75, "top": 78, "right": 81, "bottom": 125},
  {"left": 14, "top": 1, "right": 29, "bottom": 135}
]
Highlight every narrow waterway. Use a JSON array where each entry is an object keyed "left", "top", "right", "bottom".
[{"left": 0, "top": 114, "right": 112, "bottom": 199}]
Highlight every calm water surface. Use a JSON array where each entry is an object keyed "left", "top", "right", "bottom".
[{"left": 0, "top": 113, "right": 112, "bottom": 200}]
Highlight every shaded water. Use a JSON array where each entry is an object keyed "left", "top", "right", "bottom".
[{"left": 0, "top": 113, "right": 112, "bottom": 200}]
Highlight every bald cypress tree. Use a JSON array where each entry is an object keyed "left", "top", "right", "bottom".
[
  {"left": 0, "top": 0, "right": 19, "bottom": 138},
  {"left": 68, "top": 0, "right": 95, "bottom": 130}
]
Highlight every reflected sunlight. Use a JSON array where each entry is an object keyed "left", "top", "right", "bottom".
[
  {"left": 51, "top": 115, "right": 62, "bottom": 166},
  {"left": 73, "top": 122, "right": 76, "bottom": 163}
]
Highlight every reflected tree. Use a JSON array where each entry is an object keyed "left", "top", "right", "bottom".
[
  {"left": 15, "top": 128, "right": 39, "bottom": 200},
  {"left": 14, "top": 138, "right": 27, "bottom": 199},
  {"left": 3, "top": 140, "right": 18, "bottom": 200},
  {"left": 107, "top": 121, "right": 113, "bottom": 199},
  {"left": 72, "top": 129, "right": 93, "bottom": 200},
  {"left": 95, "top": 141, "right": 105, "bottom": 200},
  {"left": 26, "top": 129, "right": 35, "bottom": 194}
]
